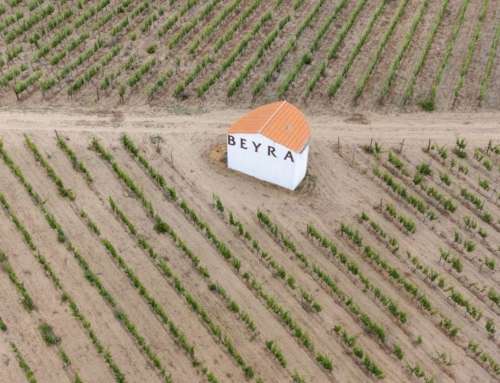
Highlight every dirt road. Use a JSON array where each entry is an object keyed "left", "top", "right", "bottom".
[{"left": 1, "top": 107, "right": 498, "bottom": 146}]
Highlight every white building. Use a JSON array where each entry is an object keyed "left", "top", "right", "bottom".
[{"left": 227, "top": 101, "right": 310, "bottom": 190}]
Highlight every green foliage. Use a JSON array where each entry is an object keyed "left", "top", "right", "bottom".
[
  {"left": 463, "top": 240, "right": 475, "bottom": 252},
  {"left": 463, "top": 215, "right": 477, "bottom": 230},
  {"left": 334, "top": 324, "right": 384, "bottom": 378},
  {"left": 78, "top": 210, "right": 217, "bottom": 382},
  {"left": 360, "top": 212, "right": 399, "bottom": 253},
  {"left": 388, "top": 152, "right": 409, "bottom": 175},
  {"left": 5, "top": 4, "right": 55, "bottom": 43},
  {"left": 479, "top": 19, "right": 500, "bottom": 103},
  {"left": 254, "top": 0, "right": 326, "bottom": 97},
  {"left": 199, "top": 12, "right": 271, "bottom": 97},
  {"left": 353, "top": 0, "right": 409, "bottom": 102},
  {"left": 98, "top": 139, "right": 259, "bottom": 347},
  {"left": 378, "top": 0, "right": 429, "bottom": 102},
  {"left": 478, "top": 227, "right": 487, "bottom": 238},
  {"left": 416, "top": 162, "right": 432, "bottom": 176},
  {"left": 307, "top": 224, "right": 390, "bottom": 342},
  {"left": 213, "top": 194, "right": 224, "bottom": 213},
  {"left": 14, "top": 71, "right": 42, "bottom": 96},
  {"left": 418, "top": 98, "right": 435, "bottom": 112},
  {"left": 106, "top": 198, "right": 252, "bottom": 380},
  {"left": 461, "top": 188, "right": 484, "bottom": 210},
  {"left": 393, "top": 344, "right": 404, "bottom": 360},
  {"left": 188, "top": 0, "right": 242, "bottom": 54},
  {"left": 69, "top": 46, "right": 121, "bottom": 95},
  {"left": 56, "top": 135, "right": 93, "bottom": 183},
  {"left": 292, "top": 371, "right": 306, "bottom": 383},
  {"left": 385, "top": 203, "right": 416, "bottom": 233},
  {"left": 451, "top": 0, "right": 489, "bottom": 105},
  {"left": 168, "top": 0, "right": 220, "bottom": 49},
  {"left": 0, "top": 251, "right": 36, "bottom": 311},
  {"left": 222, "top": 204, "right": 322, "bottom": 313},
  {"left": 0, "top": 316, "right": 7, "bottom": 332},
  {"left": 174, "top": 55, "right": 213, "bottom": 97},
  {"left": 316, "top": 353, "right": 333, "bottom": 371},
  {"left": 265, "top": 340, "right": 287, "bottom": 368},
  {"left": 478, "top": 178, "right": 490, "bottom": 190},
  {"left": 39, "top": 323, "right": 61, "bottom": 346},
  {"left": 128, "top": 58, "right": 156, "bottom": 87},
  {"left": 246, "top": 274, "right": 319, "bottom": 360},
  {"left": 212, "top": 0, "right": 262, "bottom": 54},
  {"left": 158, "top": 0, "right": 199, "bottom": 37},
  {"left": 439, "top": 172, "right": 451, "bottom": 186},
  {"left": 121, "top": 135, "right": 177, "bottom": 200},
  {"left": 25, "top": 136, "right": 75, "bottom": 200},
  {"left": 423, "top": 0, "right": 470, "bottom": 110},
  {"left": 277, "top": 0, "right": 348, "bottom": 97},
  {"left": 487, "top": 289, "right": 499, "bottom": 306},
  {"left": 403, "top": 0, "right": 449, "bottom": 104},
  {"left": 328, "top": 0, "right": 385, "bottom": 97},
  {"left": 424, "top": 186, "right": 457, "bottom": 213},
  {"left": 468, "top": 340, "right": 500, "bottom": 374},
  {"left": 0, "top": 141, "right": 126, "bottom": 383},
  {"left": 485, "top": 319, "right": 495, "bottom": 335},
  {"left": 228, "top": 14, "right": 290, "bottom": 97},
  {"left": 0, "top": 64, "right": 27, "bottom": 87},
  {"left": 374, "top": 168, "right": 434, "bottom": 220},
  {"left": 484, "top": 258, "right": 495, "bottom": 271},
  {"left": 363, "top": 141, "right": 382, "bottom": 156},
  {"left": 454, "top": 138, "right": 468, "bottom": 158},
  {"left": 11, "top": 342, "right": 38, "bottom": 383}
]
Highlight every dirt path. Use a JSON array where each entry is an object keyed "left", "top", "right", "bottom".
[{"left": 0, "top": 107, "right": 499, "bottom": 146}]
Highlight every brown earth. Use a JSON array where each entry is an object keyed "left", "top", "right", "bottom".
[{"left": 0, "top": 107, "right": 499, "bottom": 383}]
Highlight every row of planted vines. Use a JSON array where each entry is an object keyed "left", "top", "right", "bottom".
[
  {"left": 0, "top": 130, "right": 498, "bottom": 382},
  {"left": 0, "top": 0, "right": 498, "bottom": 109}
]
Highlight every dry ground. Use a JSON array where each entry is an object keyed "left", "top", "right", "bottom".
[{"left": 0, "top": 107, "right": 499, "bottom": 383}]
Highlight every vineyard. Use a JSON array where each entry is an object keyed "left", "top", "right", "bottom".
[
  {"left": 0, "top": 0, "right": 499, "bottom": 112},
  {"left": 0, "top": 109, "right": 498, "bottom": 383}
]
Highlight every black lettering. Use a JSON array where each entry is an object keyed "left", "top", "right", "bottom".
[
  {"left": 228, "top": 135, "right": 236, "bottom": 146},
  {"left": 267, "top": 146, "right": 276, "bottom": 158},
  {"left": 252, "top": 141, "right": 262, "bottom": 152},
  {"left": 284, "top": 151, "right": 294, "bottom": 163},
  {"left": 240, "top": 138, "right": 247, "bottom": 150}
]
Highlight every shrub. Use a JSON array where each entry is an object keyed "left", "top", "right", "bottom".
[
  {"left": 485, "top": 258, "right": 495, "bottom": 270},
  {"left": 316, "top": 353, "right": 333, "bottom": 371},
  {"left": 416, "top": 162, "right": 432, "bottom": 176},
  {"left": 393, "top": 344, "right": 404, "bottom": 360},
  {"left": 479, "top": 178, "right": 490, "bottom": 190},
  {"left": 485, "top": 319, "right": 495, "bottom": 335},
  {"left": 454, "top": 138, "right": 467, "bottom": 158},
  {"left": 439, "top": 173, "right": 451, "bottom": 186},
  {"left": 39, "top": 323, "right": 61, "bottom": 346},
  {"left": 419, "top": 98, "right": 435, "bottom": 112}
]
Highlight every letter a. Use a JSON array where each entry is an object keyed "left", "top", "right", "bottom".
[{"left": 284, "top": 151, "right": 294, "bottom": 162}]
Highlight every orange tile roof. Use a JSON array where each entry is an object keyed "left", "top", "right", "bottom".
[{"left": 228, "top": 101, "right": 310, "bottom": 152}]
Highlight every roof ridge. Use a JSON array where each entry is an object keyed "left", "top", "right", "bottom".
[{"left": 258, "top": 100, "right": 287, "bottom": 135}]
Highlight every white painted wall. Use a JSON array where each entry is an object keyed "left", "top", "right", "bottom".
[{"left": 227, "top": 133, "right": 309, "bottom": 190}]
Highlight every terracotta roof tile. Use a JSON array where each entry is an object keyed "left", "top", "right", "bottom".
[{"left": 228, "top": 101, "right": 310, "bottom": 152}]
